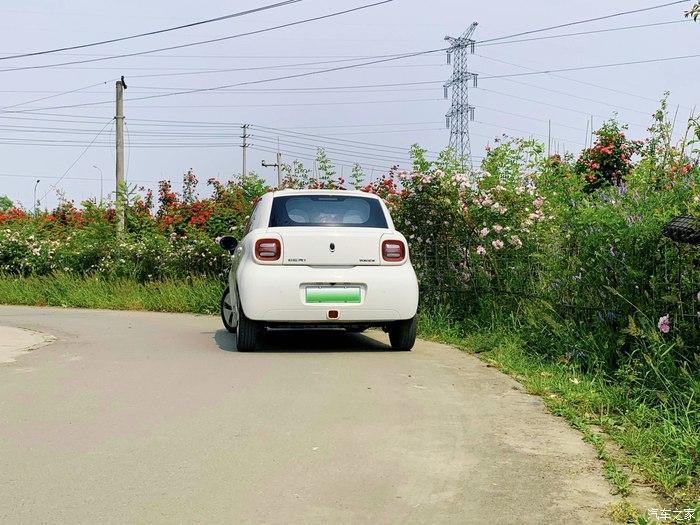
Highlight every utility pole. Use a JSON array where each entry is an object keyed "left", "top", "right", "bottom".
[
  {"left": 444, "top": 21, "right": 478, "bottom": 171},
  {"left": 241, "top": 124, "right": 250, "bottom": 176},
  {"left": 33, "top": 179, "right": 40, "bottom": 215},
  {"left": 547, "top": 119, "right": 552, "bottom": 157},
  {"left": 261, "top": 151, "right": 283, "bottom": 188},
  {"left": 115, "top": 76, "right": 126, "bottom": 232}
]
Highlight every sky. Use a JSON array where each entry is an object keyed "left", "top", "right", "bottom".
[{"left": 0, "top": 0, "right": 698, "bottom": 209}]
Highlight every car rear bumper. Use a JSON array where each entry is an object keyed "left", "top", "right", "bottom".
[{"left": 237, "top": 263, "right": 419, "bottom": 323}]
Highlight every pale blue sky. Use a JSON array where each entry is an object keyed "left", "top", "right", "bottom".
[{"left": 0, "top": 0, "right": 697, "bottom": 209}]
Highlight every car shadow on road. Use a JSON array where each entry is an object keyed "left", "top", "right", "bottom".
[{"left": 213, "top": 329, "right": 394, "bottom": 353}]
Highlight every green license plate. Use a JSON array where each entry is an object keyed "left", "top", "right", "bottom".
[{"left": 305, "top": 286, "right": 361, "bottom": 304}]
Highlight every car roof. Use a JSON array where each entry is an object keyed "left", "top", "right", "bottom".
[{"left": 268, "top": 188, "right": 381, "bottom": 199}]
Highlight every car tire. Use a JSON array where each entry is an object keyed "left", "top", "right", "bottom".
[
  {"left": 236, "top": 302, "right": 260, "bottom": 352},
  {"left": 388, "top": 316, "right": 417, "bottom": 351},
  {"left": 220, "top": 286, "right": 236, "bottom": 333}
]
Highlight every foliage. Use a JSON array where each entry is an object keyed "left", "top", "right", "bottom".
[{"left": 0, "top": 195, "right": 12, "bottom": 211}]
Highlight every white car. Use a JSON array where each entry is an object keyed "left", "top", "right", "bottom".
[{"left": 218, "top": 189, "right": 419, "bottom": 351}]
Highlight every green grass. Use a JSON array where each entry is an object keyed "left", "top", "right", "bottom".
[
  {"left": 0, "top": 274, "right": 222, "bottom": 314},
  {"left": 417, "top": 306, "right": 699, "bottom": 512}
]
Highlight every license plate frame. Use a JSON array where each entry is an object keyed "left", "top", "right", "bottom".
[{"left": 305, "top": 286, "right": 361, "bottom": 304}]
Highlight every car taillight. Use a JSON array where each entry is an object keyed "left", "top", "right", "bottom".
[
  {"left": 382, "top": 240, "right": 405, "bottom": 262},
  {"left": 255, "top": 238, "right": 281, "bottom": 261}
]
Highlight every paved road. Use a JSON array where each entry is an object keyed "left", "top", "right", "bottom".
[{"left": 0, "top": 306, "right": 614, "bottom": 524}]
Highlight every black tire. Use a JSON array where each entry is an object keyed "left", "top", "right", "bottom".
[
  {"left": 236, "top": 302, "right": 261, "bottom": 352},
  {"left": 388, "top": 316, "right": 417, "bottom": 351},
  {"left": 220, "top": 286, "right": 236, "bottom": 333}
]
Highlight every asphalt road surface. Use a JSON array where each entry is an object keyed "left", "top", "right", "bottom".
[{"left": 0, "top": 306, "right": 615, "bottom": 524}]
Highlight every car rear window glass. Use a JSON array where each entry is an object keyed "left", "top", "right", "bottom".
[{"left": 269, "top": 195, "right": 388, "bottom": 228}]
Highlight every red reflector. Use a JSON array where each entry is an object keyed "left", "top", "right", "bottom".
[
  {"left": 255, "top": 238, "right": 281, "bottom": 261},
  {"left": 381, "top": 239, "right": 405, "bottom": 262},
  {"left": 328, "top": 310, "right": 339, "bottom": 319}
]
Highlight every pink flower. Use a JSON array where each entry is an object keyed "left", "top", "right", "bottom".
[
  {"left": 476, "top": 245, "right": 486, "bottom": 256},
  {"left": 657, "top": 314, "right": 670, "bottom": 334},
  {"left": 509, "top": 235, "right": 522, "bottom": 248},
  {"left": 493, "top": 224, "right": 503, "bottom": 233},
  {"left": 479, "top": 227, "right": 490, "bottom": 237},
  {"left": 491, "top": 239, "right": 504, "bottom": 250},
  {"left": 533, "top": 197, "right": 544, "bottom": 209}
]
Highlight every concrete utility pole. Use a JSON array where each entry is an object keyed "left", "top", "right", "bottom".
[
  {"left": 33, "top": 179, "right": 40, "bottom": 214},
  {"left": 115, "top": 77, "right": 126, "bottom": 232},
  {"left": 261, "top": 151, "right": 283, "bottom": 188},
  {"left": 444, "top": 21, "right": 478, "bottom": 171},
  {"left": 241, "top": 124, "right": 250, "bottom": 176}
]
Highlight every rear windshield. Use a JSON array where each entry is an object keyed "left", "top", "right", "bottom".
[{"left": 269, "top": 195, "right": 388, "bottom": 228}]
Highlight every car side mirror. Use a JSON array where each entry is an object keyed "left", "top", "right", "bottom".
[{"left": 218, "top": 236, "right": 238, "bottom": 253}]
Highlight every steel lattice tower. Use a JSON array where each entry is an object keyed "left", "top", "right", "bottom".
[{"left": 444, "top": 22, "right": 478, "bottom": 170}]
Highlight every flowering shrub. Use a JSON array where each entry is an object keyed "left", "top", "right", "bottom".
[
  {"left": 0, "top": 171, "right": 265, "bottom": 280},
  {"left": 575, "top": 120, "right": 643, "bottom": 191}
]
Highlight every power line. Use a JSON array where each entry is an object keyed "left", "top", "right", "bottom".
[
  {"left": 252, "top": 125, "right": 440, "bottom": 156},
  {"left": 250, "top": 144, "right": 408, "bottom": 171},
  {"left": 478, "top": 19, "right": 691, "bottom": 48},
  {"left": 0, "top": 0, "right": 304, "bottom": 61},
  {"left": 475, "top": 85, "right": 649, "bottom": 128},
  {"left": 479, "top": 52, "right": 700, "bottom": 79},
  {"left": 254, "top": 136, "right": 414, "bottom": 164},
  {"left": 38, "top": 119, "right": 113, "bottom": 201},
  {"left": 0, "top": 79, "right": 445, "bottom": 94},
  {"left": 127, "top": 98, "right": 444, "bottom": 109},
  {"left": 10, "top": 49, "right": 690, "bottom": 116},
  {"left": 3, "top": 47, "right": 447, "bottom": 113},
  {"left": 0, "top": 113, "right": 443, "bottom": 131},
  {"left": 477, "top": 105, "right": 589, "bottom": 132},
  {"left": 474, "top": 52, "right": 694, "bottom": 110},
  {"left": 0, "top": 0, "right": 395, "bottom": 73},
  {"left": 472, "top": 60, "right": 655, "bottom": 119},
  {"left": 0, "top": 80, "right": 112, "bottom": 111},
  {"left": 477, "top": 0, "right": 687, "bottom": 44}
]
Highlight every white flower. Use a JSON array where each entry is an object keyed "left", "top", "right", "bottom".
[{"left": 491, "top": 239, "right": 504, "bottom": 250}]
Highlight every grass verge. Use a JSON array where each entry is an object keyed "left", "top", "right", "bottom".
[
  {"left": 418, "top": 307, "right": 699, "bottom": 519},
  {"left": 0, "top": 274, "right": 222, "bottom": 315}
]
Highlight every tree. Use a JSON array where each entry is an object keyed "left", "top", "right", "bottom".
[
  {"left": 0, "top": 195, "right": 13, "bottom": 211},
  {"left": 350, "top": 163, "right": 365, "bottom": 189},
  {"left": 315, "top": 148, "right": 336, "bottom": 187},
  {"left": 688, "top": 3, "right": 699, "bottom": 20},
  {"left": 280, "top": 160, "right": 311, "bottom": 188}
]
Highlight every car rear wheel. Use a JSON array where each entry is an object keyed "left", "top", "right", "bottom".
[
  {"left": 236, "top": 303, "right": 261, "bottom": 352},
  {"left": 388, "top": 316, "right": 417, "bottom": 351},
  {"left": 220, "top": 286, "right": 236, "bottom": 333}
]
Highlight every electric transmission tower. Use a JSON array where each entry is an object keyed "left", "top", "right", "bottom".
[{"left": 444, "top": 22, "right": 478, "bottom": 170}]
